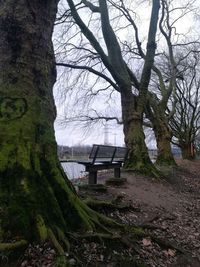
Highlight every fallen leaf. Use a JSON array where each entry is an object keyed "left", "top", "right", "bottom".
[
  {"left": 163, "top": 249, "right": 176, "bottom": 257},
  {"left": 168, "top": 249, "right": 176, "bottom": 257},
  {"left": 142, "top": 238, "right": 152, "bottom": 246}
]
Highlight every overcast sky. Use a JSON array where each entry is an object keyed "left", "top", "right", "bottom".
[{"left": 54, "top": 119, "right": 125, "bottom": 146}]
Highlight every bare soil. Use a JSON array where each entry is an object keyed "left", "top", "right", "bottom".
[
  {"left": 73, "top": 158, "right": 200, "bottom": 266},
  {"left": 8, "top": 158, "right": 200, "bottom": 267}
]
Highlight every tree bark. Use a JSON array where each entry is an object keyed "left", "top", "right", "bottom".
[
  {"left": 180, "top": 143, "right": 195, "bottom": 160},
  {"left": 0, "top": 0, "right": 111, "bottom": 257},
  {"left": 155, "top": 124, "right": 176, "bottom": 165},
  {"left": 146, "top": 97, "right": 176, "bottom": 166},
  {"left": 152, "top": 116, "right": 176, "bottom": 166},
  {"left": 121, "top": 0, "right": 161, "bottom": 177},
  {"left": 121, "top": 93, "right": 159, "bottom": 176}
]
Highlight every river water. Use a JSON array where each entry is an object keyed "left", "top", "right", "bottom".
[
  {"left": 61, "top": 162, "right": 87, "bottom": 180},
  {"left": 60, "top": 155, "right": 159, "bottom": 180}
]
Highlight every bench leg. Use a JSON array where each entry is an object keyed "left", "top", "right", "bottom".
[
  {"left": 114, "top": 168, "right": 120, "bottom": 178},
  {"left": 88, "top": 171, "right": 97, "bottom": 184}
]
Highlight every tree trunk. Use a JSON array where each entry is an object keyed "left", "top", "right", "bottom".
[
  {"left": 180, "top": 143, "right": 195, "bottom": 160},
  {"left": 0, "top": 0, "right": 111, "bottom": 257},
  {"left": 146, "top": 99, "right": 176, "bottom": 166},
  {"left": 153, "top": 119, "right": 176, "bottom": 166},
  {"left": 121, "top": 93, "right": 159, "bottom": 177}
]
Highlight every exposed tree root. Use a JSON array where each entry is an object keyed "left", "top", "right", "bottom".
[
  {"left": 48, "top": 228, "right": 65, "bottom": 255},
  {"left": 149, "top": 235, "right": 186, "bottom": 254},
  {"left": 69, "top": 232, "right": 121, "bottom": 242},
  {"left": 78, "top": 184, "right": 107, "bottom": 193},
  {"left": 105, "top": 178, "right": 127, "bottom": 186},
  {"left": 0, "top": 240, "right": 27, "bottom": 252},
  {"left": 137, "top": 223, "right": 162, "bottom": 230},
  {"left": 83, "top": 197, "right": 140, "bottom": 212},
  {"left": 68, "top": 227, "right": 145, "bottom": 254}
]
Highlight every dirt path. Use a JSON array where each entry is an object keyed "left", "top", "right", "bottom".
[
  {"left": 75, "top": 159, "right": 200, "bottom": 266},
  {"left": 109, "top": 174, "right": 180, "bottom": 211}
]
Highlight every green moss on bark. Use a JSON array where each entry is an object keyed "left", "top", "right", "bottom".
[
  {"left": 123, "top": 146, "right": 160, "bottom": 178},
  {"left": 122, "top": 112, "right": 161, "bottom": 177},
  {"left": 155, "top": 155, "right": 177, "bottom": 166},
  {"left": 0, "top": 240, "right": 27, "bottom": 252}
]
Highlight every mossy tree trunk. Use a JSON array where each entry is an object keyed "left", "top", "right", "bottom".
[
  {"left": 146, "top": 96, "right": 176, "bottom": 166},
  {"left": 155, "top": 123, "right": 175, "bottom": 165},
  {"left": 121, "top": 93, "right": 159, "bottom": 176},
  {"left": 0, "top": 0, "right": 112, "bottom": 254},
  {"left": 120, "top": 0, "right": 161, "bottom": 177},
  {"left": 152, "top": 115, "right": 176, "bottom": 166}
]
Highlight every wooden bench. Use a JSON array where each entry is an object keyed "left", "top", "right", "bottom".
[{"left": 78, "top": 144, "right": 127, "bottom": 184}]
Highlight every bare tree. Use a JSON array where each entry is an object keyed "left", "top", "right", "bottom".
[
  {"left": 169, "top": 50, "right": 200, "bottom": 159},
  {"left": 56, "top": 0, "right": 160, "bottom": 176},
  {"left": 142, "top": 0, "right": 199, "bottom": 166},
  {"left": 55, "top": 0, "right": 198, "bottom": 169}
]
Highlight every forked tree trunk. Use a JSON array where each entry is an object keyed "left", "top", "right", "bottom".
[
  {"left": 121, "top": 93, "right": 159, "bottom": 177},
  {"left": 0, "top": 0, "right": 109, "bottom": 256}
]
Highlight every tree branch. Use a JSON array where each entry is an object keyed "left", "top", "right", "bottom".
[
  {"left": 109, "top": 0, "right": 145, "bottom": 59},
  {"left": 99, "top": 0, "right": 131, "bottom": 89},
  {"left": 139, "top": 0, "right": 160, "bottom": 108},
  {"left": 64, "top": 114, "right": 123, "bottom": 125},
  {"left": 66, "top": 0, "right": 130, "bottom": 89},
  {"left": 56, "top": 62, "right": 120, "bottom": 91},
  {"left": 82, "top": 0, "right": 100, "bottom": 12}
]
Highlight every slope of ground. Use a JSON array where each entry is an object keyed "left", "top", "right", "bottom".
[
  {"left": 7, "top": 159, "right": 200, "bottom": 267},
  {"left": 72, "top": 159, "right": 200, "bottom": 266}
]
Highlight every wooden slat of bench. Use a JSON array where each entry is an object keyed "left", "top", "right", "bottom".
[
  {"left": 89, "top": 144, "right": 116, "bottom": 163},
  {"left": 113, "top": 147, "right": 127, "bottom": 162},
  {"left": 84, "top": 162, "right": 122, "bottom": 172},
  {"left": 77, "top": 160, "right": 93, "bottom": 166},
  {"left": 78, "top": 159, "right": 117, "bottom": 166}
]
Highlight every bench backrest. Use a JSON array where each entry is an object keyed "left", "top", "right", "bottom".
[
  {"left": 89, "top": 144, "right": 127, "bottom": 164},
  {"left": 113, "top": 146, "right": 128, "bottom": 162}
]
